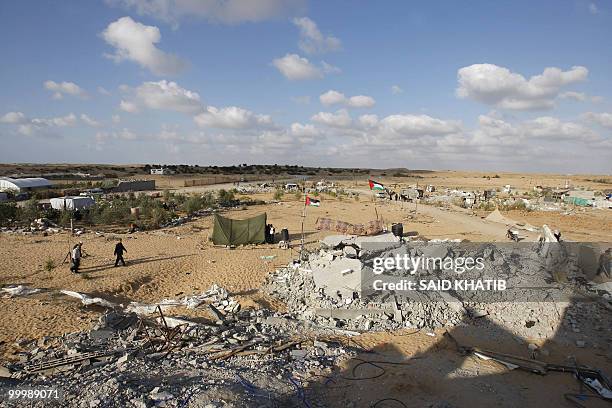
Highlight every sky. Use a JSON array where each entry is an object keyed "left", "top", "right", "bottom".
[{"left": 0, "top": 0, "right": 611, "bottom": 173}]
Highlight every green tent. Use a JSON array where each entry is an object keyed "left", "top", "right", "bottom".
[{"left": 211, "top": 213, "right": 267, "bottom": 246}]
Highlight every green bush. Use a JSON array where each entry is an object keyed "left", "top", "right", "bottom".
[
  {"left": 183, "top": 196, "right": 204, "bottom": 214},
  {"left": 149, "top": 206, "right": 171, "bottom": 227},
  {"left": 44, "top": 258, "right": 56, "bottom": 272},
  {"left": 273, "top": 189, "right": 284, "bottom": 200},
  {"left": 0, "top": 202, "right": 18, "bottom": 226},
  {"left": 217, "top": 189, "right": 235, "bottom": 205},
  {"left": 19, "top": 198, "right": 41, "bottom": 223}
]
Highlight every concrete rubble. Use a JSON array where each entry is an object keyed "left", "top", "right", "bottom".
[
  {"left": 1, "top": 233, "right": 610, "bottom": 407},
  {"left": 267, "top": 235, "right": 612, "bottom": 340},
  {"left": 0, "top": 287, "right": 356, "bottom": 408}
]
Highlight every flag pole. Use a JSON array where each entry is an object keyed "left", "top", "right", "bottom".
[
  {"left": 415, "top": 181, "right": 419, "bottom": 214},
  {"left": 299, "top": 188, "right": 307, "bottom": 260}
]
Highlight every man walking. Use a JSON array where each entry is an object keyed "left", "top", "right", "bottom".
[
  {"left": 70, "top": 242, "right": 83, "bottom": 273},
  {"left": 114, "top": 238, "right": 127, "bottom": 267}
]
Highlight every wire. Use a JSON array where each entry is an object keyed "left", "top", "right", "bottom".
[{"left": 371, "top": 398, "right": 408, "bottom": 408}]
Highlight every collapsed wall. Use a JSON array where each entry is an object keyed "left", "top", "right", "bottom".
[{"left": 266, "top": 234, "right": 611, "bottom": 340}]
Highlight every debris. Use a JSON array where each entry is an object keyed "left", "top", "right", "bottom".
[
  {"left": 60, "top": 290, "right": 116, "bottom": 308},
  {"left": 2, "top": 285, "right": 41, "bottom": 297}
]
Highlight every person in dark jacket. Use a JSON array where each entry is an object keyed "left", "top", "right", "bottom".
[{"left": 114, "top": 239, "right": 127, "bottom": 267}]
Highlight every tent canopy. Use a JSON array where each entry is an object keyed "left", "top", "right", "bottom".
[{"left": 211, "top": 213, "right": 267, "bottom": 246}]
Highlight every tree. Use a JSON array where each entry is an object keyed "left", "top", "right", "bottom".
[
  {"left": 20, "top": 198, "right": 40, "bottom": 223},
  {"left": 0, "top": 202, "right": 17, "bottom": 226}
]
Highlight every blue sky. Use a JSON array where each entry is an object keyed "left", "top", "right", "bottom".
[{"left": 0, "top": 0, "right": 611, "bottom": 173}]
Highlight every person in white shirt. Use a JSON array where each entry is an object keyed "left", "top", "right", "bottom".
[{"left": 70, "top": 242, "right": 83, "bottom": 273}]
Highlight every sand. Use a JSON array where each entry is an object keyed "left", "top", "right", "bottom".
[{"left": 1, "top": 191, "right": 610, "bottom": 365}]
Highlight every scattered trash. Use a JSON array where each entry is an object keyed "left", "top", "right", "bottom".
[
  {"left": 2, "top": 285, "right": 41, "bottom": 297},
  {"left": 60, "top": 290, "right": 116, "bottom": 308}
]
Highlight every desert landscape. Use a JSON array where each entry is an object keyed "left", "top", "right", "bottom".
[
  {"left": 2, "top": 1, "right": 611, "bottom": 406},
  {"left": 0, "top": 164, "right": 610, "bottom": 407}
]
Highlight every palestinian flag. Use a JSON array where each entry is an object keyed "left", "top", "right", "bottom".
[
  {"left": 305, "top": 196, "right": 320, "bottom": 207},
  {"left": 368, "top": 179, "right": 385, "bottom": 191}
]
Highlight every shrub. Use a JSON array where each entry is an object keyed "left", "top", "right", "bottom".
[
  {"left": 217, "top": 189, "right": 235, "bottom": 205},
  {"left": 150, "top": 206, "right": 171, "bottom": 228},
  {"left": 273, "top": 189, "right": 284, "bottom": 200},
  {"left": 0, "top": 202, "right": 17, "bottom": 226},
  {"left": 58, "top": 210, "right": 73, "bottom": 227},
  {"left": 44, "top": 258, "right": 56, "bottom": 272},
  {"left": 19, "top": 198, "right": 41, "bottom": 223},
  {"left": 183, "top": 196, "right": 204, "bottom": 214}
]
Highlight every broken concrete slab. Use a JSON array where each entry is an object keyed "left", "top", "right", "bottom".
[
  {"left": 354, "top": 232, "right": 398, "bottom": 250},
  {"left": 311, "top": 257, "right": 362, "bottom": 298},
  {"left": 343, "top": 245, "right": 358, "bottom": 258},
  {"left": 320, "top": 234, "right": 355, "bottom": 249}
]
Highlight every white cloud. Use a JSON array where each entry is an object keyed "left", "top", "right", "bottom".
[
  {"left": 44, "top": 80, "right": 87, "bottom": 99},
  {"left": 292, "top": 17, "right": 341, "bottom": 54},
  {"left": 559, "top": 91, "right": 602, "bottom": 103},
  {"left": 583, "top": 112, "right": 612, "bottom": 129},
  {"left": 391, "top": 85, "right": 404, "bottom": 95},
  {"left": 112, "top": 114, "right": 121, "bottom": 123},
  {"left": 0, "top": 112, "right": 27, "bottom": 124},
  {"left": 33, "top": 113, "right": 77, "bottom": 128},
  {"left": 134, "top": 80, "right": 201, "bottom": 113},
  {"left": 321, "top": 61, "right": 341, "bottom": 75},
  {"left": 467, "top": 113, "right": 601, "bottom": 148},
  {"left": 311, "top": 109, "right": 352, "bottom": 128},
  {"left": 320, "top": 90, "right": 346, "bottom": 105},
  {"left": 101, "top": 16, "right": 186, "bottom": 76},
  {"left": 98, "top": 86, "right": 111, "bottom": 95},
  {"left": 106, "top": 0, "right": 305, "bottom": 25},
  {"left": 319, "top": 90, "right": 375, "bottom": 108},
  {"left": 3, "top": 112, "right": 78, "bottom": 136},
  {"left": 120, "top": 100, "right": 139, "bottom": 113},
  {"left": 194, "top": 106, "right": 273, "bottom": 129},
  {"left": 272, "top": 53, "right": 323, "bottom": 80},
  {"left": 522, "top": 116, "right": 599, "bottom": 141},
  {"left": 589, "top": 3, "right": 599, "bottom": 14},
  {"left": 119, "top": 81, "right": 202, "bottom": 114},
  {"left": 358, "top": 114, "right": 379, "bottom": 128},
  {"left": 378, "top": 114, "right": 462, "bottom": 136},
  {"left": 95, "top": 128, "right": 140, "bottom": 147},
  {"left": 80, "top": 114, "right": 101, "bottom": 127},
  {"left": 348, "top": 95, "right": 375, "bottom": 108},
  {"left": 456, "top": 64, "right": 588, "bottom": 110},
  {"left": 290, "top": 122, "right": 319, "bottom": 137}
]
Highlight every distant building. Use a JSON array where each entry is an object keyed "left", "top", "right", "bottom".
[
  {"left": 0, "top": 177, "right": 52, "bottom": 193},
  {"left": 50, "top": 196, "right": 95, "bottom": 211},
  {"left": 114, "top": 179, "right": 156, "bottom": 193},
  {"left": 150, "top": 168, "right": 173, "bottom": 175}
]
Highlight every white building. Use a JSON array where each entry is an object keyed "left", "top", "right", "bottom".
[
  {"left": 150, "top": 168, "right": 173, "bottom": 175},
  {"left": 50, "top": 196, "right": 95, "bottom": 211},
  {"left": 0, "top": 177, "right": 52, "bottom": 193}
]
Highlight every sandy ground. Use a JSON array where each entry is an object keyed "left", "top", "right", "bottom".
[
  {"left": 1, "top": 194, "right": 610, "bottom": 351},
  {"left": 1, "top": 189, "right": 610, "bottom": 406}
]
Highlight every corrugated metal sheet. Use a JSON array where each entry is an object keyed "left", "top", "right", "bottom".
[{"left": 0, "top": 177, "right": 52, "bottom": 191}]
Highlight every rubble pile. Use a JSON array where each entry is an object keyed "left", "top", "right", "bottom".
[
  {"left": 0, "top": 218, "right": 63, "bottom": 235},
  {"left": 0, "top": 301, "right": 355, "bottom": 407},
  {"left": 266, "top": 235, "right": 612, "bottom": 340}
]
